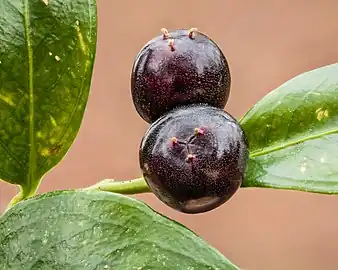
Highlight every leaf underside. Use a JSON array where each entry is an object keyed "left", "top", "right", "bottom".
[
  {"left": 241, "top": 63, "right": 338, "bottom": 194},
  {"left": 0, "top": 0, "right": 97, "bottom": 194},
  {"left": 0, "top": 190, "right": 238, "bottom": 270}
]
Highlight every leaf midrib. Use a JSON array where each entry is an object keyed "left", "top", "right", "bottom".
[
  {"left": 249, "top": 127, "right": 338, "bottom": 158},
  {"left": 24, "top": 0, "right": 36, "bottom": 194}
]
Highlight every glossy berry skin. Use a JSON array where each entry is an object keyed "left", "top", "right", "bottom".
[
  {"left": 131, "top": 28, "right": 231, "bottom": 123},
  {"left": 139, "top": 104, "right": 249, "bottom": 214}
]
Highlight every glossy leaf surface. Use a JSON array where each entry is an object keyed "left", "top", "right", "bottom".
[
  {"left": 0, "top": 190, "right": 238, "bottom": 269},
  {"left": 241, "top": 63, "right": 338, "bottom": 194},
  {"left": 0, "top": 0, "right": 97, "bottom": 194}
]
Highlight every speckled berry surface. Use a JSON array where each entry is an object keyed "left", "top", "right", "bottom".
[
  {"left": 131, "top": 28, "right": 231, "bottom": 123},
  {"left": 139, "top": 104, "right": 249, "bottom": 214}
]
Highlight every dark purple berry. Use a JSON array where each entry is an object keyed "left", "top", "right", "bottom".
[
  {"left": 139, "top": 104, "right": 248, "bottom": 214},
  {"left": 131, "top": 28, "right": 231, "bottom": 123}
]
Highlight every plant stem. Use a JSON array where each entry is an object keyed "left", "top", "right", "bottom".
[
  {"left": 83, "top": 177, "right": 151, "bottom": 194},
  {"left": 3, "top": 178, "right": 150, "bottom": 214},
  {"left": 5, "top": 187, "right": 26, "bottom": 213},
  {"left": 4, "top": 179, "right": 43, "bottom": 213}
]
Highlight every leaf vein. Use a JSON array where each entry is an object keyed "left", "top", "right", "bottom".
[
  {"left": 250, "top": 128, "right": 338, "bottom": 158},
  {"left": 24, "top": 0, "right": 37, "bottom": 193}
]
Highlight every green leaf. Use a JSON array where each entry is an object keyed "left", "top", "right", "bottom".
[
  {"left": 0, "top": 0, "right": 97, "bottom": 195},
  {"left": 0, "top": 191, "right": 238, "bottom": 270},
  {"left": 241, "top": 63, "right": 338, "bottom": 194}
]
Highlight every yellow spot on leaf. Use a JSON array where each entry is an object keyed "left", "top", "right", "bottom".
[
  {"left": 317, "top": 111, "right": 324, "bottom": 121},
  {"left": 36, "top": 131, "right": 44, "bottom": 138},
  {"left": 49, "top": 115, "right": 57, "bottom": 127},
  {"left": 316, "top": 108, "right": 329, "bottom": 121},
  {"left": 41, "top": 148, "right": 51, "bottom": 157},
  {"left": 41, "top": 144, "right": 62, "bottom": 156},
  {"left": 76, "top": 22, "right": 89, "bottom": 56},
  {"left": 0, "top": 94, "right": 15, "bottom": 106}
]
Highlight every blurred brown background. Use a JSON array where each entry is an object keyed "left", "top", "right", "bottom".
[{"left": 1, "top": 0, "right": 338, "bottom": 269}]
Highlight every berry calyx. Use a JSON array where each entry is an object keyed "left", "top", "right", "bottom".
[
  {"left": 139, "top": 104, "right": 249, "bottom": 214},
  {"left": 131, "top": 28, "right": 232, "bottom": 123},
  {"left": 170, "top": 136, "right": 178, "bottom": 144},
  {"left": 168, "top": 38, "right": 175, "bottom": 51}
]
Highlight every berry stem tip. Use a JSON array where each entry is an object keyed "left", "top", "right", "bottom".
[
  {"left": 188, "top": 28, "right": 198, "bottom": 39},
  {"left": 194, "top": 127, "right": 204, "bottom": 135},
  {"left": 186, "top": 153, "right": 196, "bottom": 162},
  {"left": 171, "top": 136, "right": 178, "bottom": 144},
  {"left": 168, "top": 38, "right": 175, "bottom": 51},
  {"left": 161, "top": 28, "right": 169, "bottom": 39}
]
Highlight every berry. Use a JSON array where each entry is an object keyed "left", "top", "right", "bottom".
[
  {"left": 131, "top": 28, "right": 231, "bottom": 123},
  {"left": 139, "top": 104, "right": 248, "bottom": 214}
]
